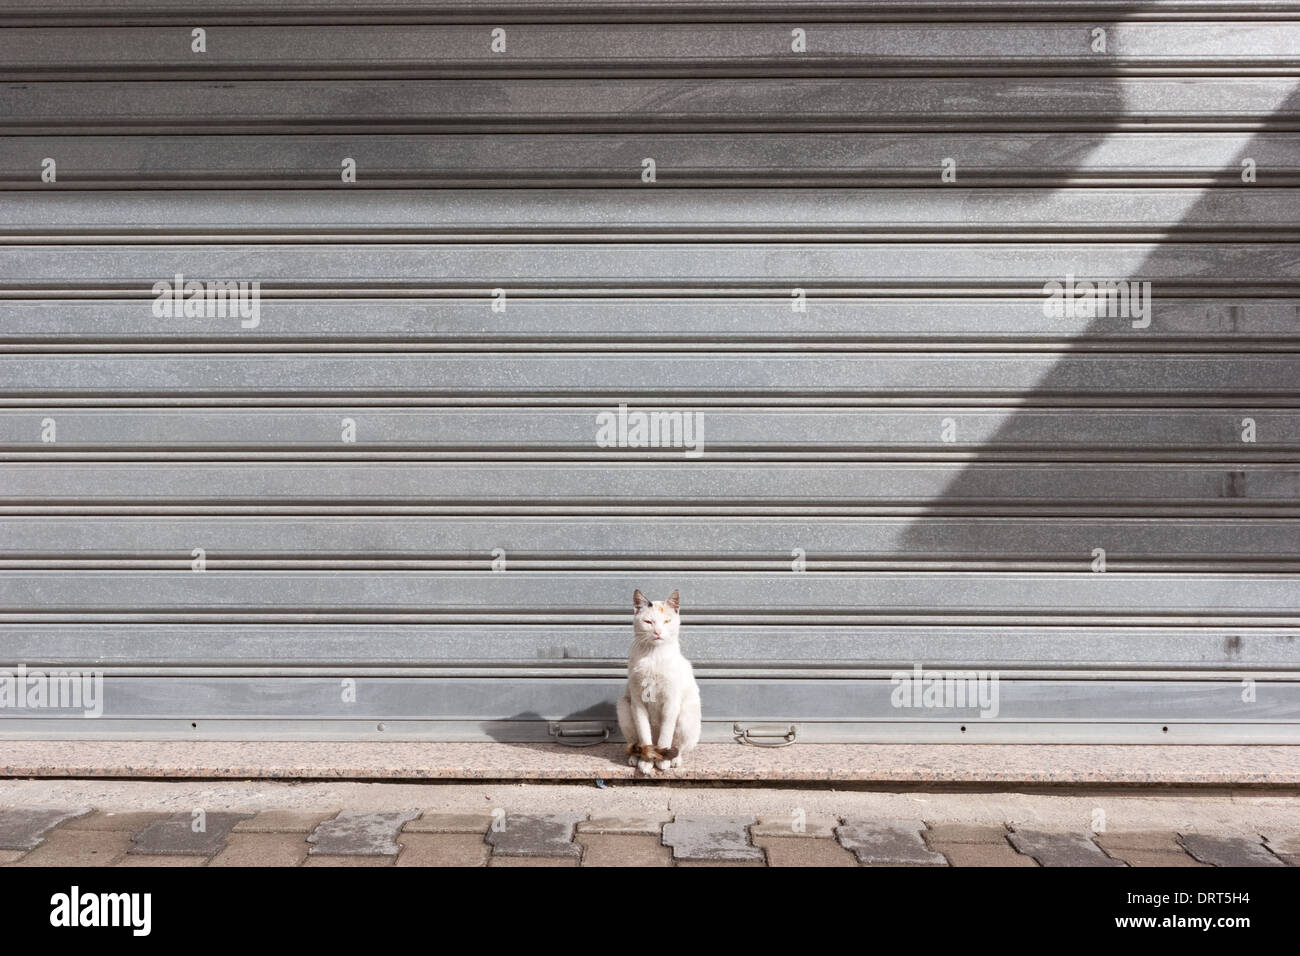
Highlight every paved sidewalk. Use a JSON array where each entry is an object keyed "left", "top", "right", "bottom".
[{"left": 0, "top": 780, "right": 1295, "bottom": 867}]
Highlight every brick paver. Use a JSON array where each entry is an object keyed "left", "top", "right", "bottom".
[
  {"left": 1264, "top": 832, "right": 1300, "bottom": 866},
  {"left": 210, "top": 832, "right": 310, "bottom": 867},
  {"left": 404, "top": 812, "right": 496, "bottom": 834},
  {"left": 63, "top": 811, "right": 167, "bottom": 832},
  {"left": 577, "top": 816, "right": 669, "bottom": 835},
  {"left": 129, "top": 811, "right": 252, "bottom": 856},
  {"left": 303, "top": 855, "right": 392, "bottom": 867},
  {"left": 1008, "top": 830, "right": 1125, "bottom": 867},
  {"left": 1094, "top": 830, "right": 1185, "bottom": 853},
  {"left": 116, "top": 854, "right": 206, "bottom": 867},
  {"left": 307, "top": 810, "right": 418, "bottom": 856},
  {"left": 1179, "top": 834, "right": 1285, "bottom": 867},
  {"left": 1106, "top": 849, "right": 1208, "bottom": 867},
  {"left": 1095, "top": 830, "right": 1205, "bottom": 866},
  {"left": 577, "top": 833, "right": 672, "bottom": 866},
  {"left": 490, "top": 855, "right": 578, "bottom": 867},
  {"left": 2, "top": 801, "right": 1295, "bottom": 868},
  {"left": 923, "top": 823, "right": 1011, "bottom": 845},
  {"left": 836, "top": 820, "right": 946, "bottom": 865},
  {"left": 233, "top": 810, "right": 339, "bottom": 833},
  {"left": 931, "top": 841, "right": 1037, "bottom": 867},
  {"left": 676, "top": 859, "right": 766, "bottom": 867},
  {"left": 754, "top": 835, "right": 856, "bottom": 866},
  {"left": 485, "top": 813, "right": 584, "bottom": 858},
  {"left": 396, "top": 833, "right": 492, "bottom": 867},
  {"left": 662, "top": 816, "right": 763, "bottom": 863},
  {"left": 11, "top": 829, "right": 132, "bottom": 867}
]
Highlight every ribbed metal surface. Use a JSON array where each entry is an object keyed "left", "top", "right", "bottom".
[
  {"left": 0, "top": 1, "right": 1297, "bottom": 742},
  {"left": 2, "top": 299, "right": 1296, "bottom": 346},
  {"left": 4, "top": 2, "right": 1300, "bottom": 24},
  {"left": 5, "top": 134, "right": 1299, "bottom": 188},
  {"left": 8, "top": 189, "right": 1300, "bottom": 238},
  {"left": 6, "top": 78, "right": 1299, "bottom": 134},
  {"left": 4, "top": 23, "right": 1300, "bottom": 78}
]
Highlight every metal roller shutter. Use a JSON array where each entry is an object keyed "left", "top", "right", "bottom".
[{"left": 0, "top": 0, "right": 1297, "bottom": 744}]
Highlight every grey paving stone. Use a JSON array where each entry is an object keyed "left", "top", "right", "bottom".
[
  {"left": 662, "top": 816, "right": 763, "bottom": 862},
  {"left": 836, "top": 819, "right": 947, "bottom": 866},
  {"left": 0, "top": 850, "right": 27, "bottom": 864},
  {"left": 1179, "top": 834, "right": 1286, "bottom": 867},
  {"left": 129, "top": 811, "right": 253, "bottom": 857},
  {"left": 0, "top": 807, "right": 91, "bottom": 850},
  {"left": 1008, "top": 829, "right": 1125, "bottom": 867},
  {"left": 307, "top": 810, "right": 418, "bottom": 856},
  {"left": 485, "top": 813, "right": 584, "bottom": 858}
]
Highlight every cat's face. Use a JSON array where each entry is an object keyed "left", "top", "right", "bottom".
[{"left": 633, "top": 589, "right": 680, "bottom": 647}]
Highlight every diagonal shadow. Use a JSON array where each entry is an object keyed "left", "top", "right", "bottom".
[{"left": 897, "top": 77, "right": 1300, "bottom": 674}]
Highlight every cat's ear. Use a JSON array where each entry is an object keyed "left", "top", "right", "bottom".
[
  {"left": 633, "top": 589, "right": 650, "bottom": 610},
  {"left": 666, "top": 589, "right": 680, "bottom": 612}
]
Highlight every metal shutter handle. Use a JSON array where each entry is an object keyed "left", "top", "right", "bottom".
[
  {"left": 734, "top": 723, "right": 798, "bottom": 747},
  {"left": 547, "top": 721, "right": 610, "bottom": 747}
]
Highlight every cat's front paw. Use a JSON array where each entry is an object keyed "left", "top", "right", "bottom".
[
  {"left": 636, "top": 759, "right": 655, "bottom": 774},
  {"left": 655, "top": 759, "right": 671, "bottom": 771},
  {"left": 670, "top": 755, "right": 683, "bottom": 768}
]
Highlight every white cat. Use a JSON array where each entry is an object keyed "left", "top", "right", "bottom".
[{"left": 616, "top": 588, "right": 702, "bottom": 774}]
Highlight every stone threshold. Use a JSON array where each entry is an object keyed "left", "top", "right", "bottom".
[{"left": 1, "top": 741, "right": 1298, "bottom": 786}]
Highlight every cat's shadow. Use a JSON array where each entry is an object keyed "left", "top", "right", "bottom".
[{"left": 484, "top": 707, "right": 629, "bottom": 770}]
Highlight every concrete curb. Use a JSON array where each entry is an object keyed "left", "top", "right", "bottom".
[{"left": 1, "top": 741, "right": 1299, "bottom": 785}]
